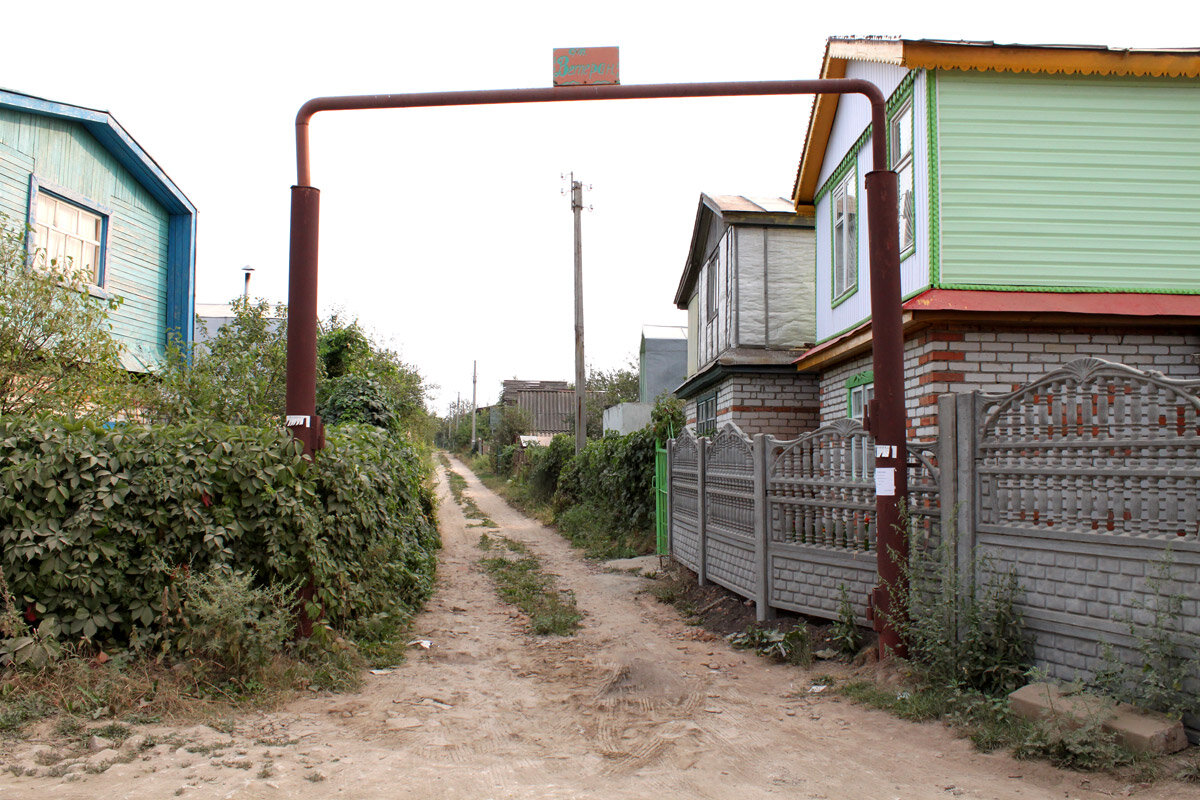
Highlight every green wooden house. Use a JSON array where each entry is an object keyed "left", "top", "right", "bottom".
[
  {"left": 789, "top": 39, "right": 1200, "bottom": 440},
  {"left": 0, "top": 88, "right": 196, "bottom": 371}
]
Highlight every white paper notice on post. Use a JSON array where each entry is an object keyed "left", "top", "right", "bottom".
[{"left": 875, "top": 467, "right": 895, "bottom": 497}]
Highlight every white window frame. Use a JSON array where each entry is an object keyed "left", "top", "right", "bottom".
[
  {"left": 31, "top": 187, "right": 108, "bottom": 288},
  {"left": 831, "top": 170, "right": 857, "bottom": 302},
  {"left": 889, "top": 97, "right": 916, "bottom": 257},
  {"left": 848, "top": 381, "right": 874, "bottom": 420}
]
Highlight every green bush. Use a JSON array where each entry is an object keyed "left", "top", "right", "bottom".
[
  {"left": 555, "top": 428, "right": 655, "bottom": 532},
  {"left": 494, "top": 445, "right": 518, "bottom": 478},
  {"left": 318, "top": 375, "right": 398, "bottom": 430},
  {"left": 0, "top": 416, "right": 438, "bottom": 656},
  {"left": 163, "top": 565, "right": 294, "bottom": 675},
  {"left": 526, "top": 435, "right": 574, "bottom": 503}
]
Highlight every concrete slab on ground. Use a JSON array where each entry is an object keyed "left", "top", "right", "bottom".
[
  {"left": 603, "top": 555, "right": 664, "bottom": 576},
  {"left": 1009, "top": 682, "right": 1188, "bottom": 755}
]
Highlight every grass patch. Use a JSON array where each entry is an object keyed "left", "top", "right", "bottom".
[
  {"left": 441, "top": 456, "right": 497, "bottom": 527},
  {"left": 478, "top": 534, "right": 581, "bottom": 636}
]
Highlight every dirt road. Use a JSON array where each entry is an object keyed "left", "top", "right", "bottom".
[{"left": 0, "top": 454, "right": 1191, "bottom": 798}]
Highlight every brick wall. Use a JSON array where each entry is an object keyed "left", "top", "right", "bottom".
[
  {"left": 817, "top": 324, "right": 1200, "bottom": 442},
  {"left": 685, "top": 372, "right": 820, "bottom": 439}
]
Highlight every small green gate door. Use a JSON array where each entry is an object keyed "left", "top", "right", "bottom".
[{"left": 654, "top": 441, "right": 668, "bottom": 556}]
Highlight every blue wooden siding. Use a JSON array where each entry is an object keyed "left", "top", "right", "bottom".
[
  {"left": 0, "top": 108, "right": 172, "bottom": 368},
  {"left": 0, "top": 140, "right": 33, "bottom": 226}
]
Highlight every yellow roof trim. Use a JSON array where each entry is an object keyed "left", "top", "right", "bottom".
[
  {"left": 791, "top": 48, "right": 844, "bottom": 207},
  {"left": 793, "top": 37, "right": 1200, "bottom": 208},
  {"left": 904, "top": 41, "right": 1200, "bottom": 78}
]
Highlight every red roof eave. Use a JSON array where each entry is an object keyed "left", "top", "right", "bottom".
[{"left": 793, "top": 289, "right": 1200, "bottom": 369}]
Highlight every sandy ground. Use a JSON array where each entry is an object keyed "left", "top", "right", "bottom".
[{"left": 0, "top": 454, "right": 1194, "bottom": 799}]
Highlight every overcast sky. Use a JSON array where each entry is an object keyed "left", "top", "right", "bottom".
[{"left": 3, "top": 1, "right": 1192, "bottom": 411}]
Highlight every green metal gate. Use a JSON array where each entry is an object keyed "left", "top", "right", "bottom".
[{"left": 654, "top": 441, "right": 668, "bottom": 556}]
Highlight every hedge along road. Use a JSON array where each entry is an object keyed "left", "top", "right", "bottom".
[{"left": 0, "top": 454, "right": 1189, "bottom": 799}]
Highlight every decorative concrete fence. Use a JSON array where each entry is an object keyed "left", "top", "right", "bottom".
[
  {"left": 939, "top": 358, "right": 1200, "bottom": 715},
  {"left": 668, "top": 358, "right": 1199, "bottom": 726},
  {"left": 666, "top": 418, "right": 940, "bottom": 626}
]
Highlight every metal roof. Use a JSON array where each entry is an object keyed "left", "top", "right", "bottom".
[{"left": 642, "top": 324, "right": 687, "bottom": 341}]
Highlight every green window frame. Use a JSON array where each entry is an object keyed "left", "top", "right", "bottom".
[
  {"left": 846, "top": 370, "right": 874, "bottom": 419},
  {"left": 830, "top": 167, "right": 858, "bottom": 306},
  {"left": 695, "top": 392, "right": 718, "bottom": 436}
]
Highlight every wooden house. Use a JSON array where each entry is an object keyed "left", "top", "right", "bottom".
[
  {"left": 790, "top": 39, "right": 1200, "bottom": 439},
  {"left": 673, "top": 194, "right": 818, "bottom": 438},
  {"left": 0, "top": 89, "right": 196, "bottom": 371}
]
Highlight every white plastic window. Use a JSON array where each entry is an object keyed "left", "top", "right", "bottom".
[
  {"left": 832, "top": 172, "right": 857, "bottom": 299},
  {"left": 889, "top": 99, "right": 915, "bottom": 255}
]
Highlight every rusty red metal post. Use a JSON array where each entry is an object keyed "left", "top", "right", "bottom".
[
  {"left": 285, "top": 185, "right": 323, "bottom": 455},
  {"left": 285, "top": 79, "right": 905, "bottom": 656},
  {"left": 865, "top": 170, "right": 908, "bottom": 658}
]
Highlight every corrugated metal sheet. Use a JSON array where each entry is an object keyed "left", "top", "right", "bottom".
[
  {"left": 938, "top": 70, "right": 1200, "bottom": 292},
  {"left": 501, "top": 380, "right": 574, "bottom": 435}
]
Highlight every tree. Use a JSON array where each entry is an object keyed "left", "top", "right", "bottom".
[
  {"left": 0, "top": 219, "right": 135, "bottom": 420},
  {"left": 317, "top": 315, "right": 429, "bottom": 432},
  {"left": 145, "top": 297, "right": 289, "bottom": 427},
  {"left": 583, "top": 358, "right": 640, "bottom": 437}
]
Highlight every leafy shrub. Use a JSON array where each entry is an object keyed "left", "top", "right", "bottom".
[
  {"left": 830, "top": 583, "right": 862, "bottom": 655},
  {"left": 890, "top": 527, "right": 1030, "bottom": 696},
  {"left": 526, "top": 435, "right": 574, "bottom": 502},
  {"left": 494, "top": 445, "right": 518, "bottom": 478},
  {"left": 146, "top": 297, "right": 289, "bottom": 428},
  {"left": 307, "top": 424, "right": 440, "bottom": 633},
  {"left": 162, "top": 565, "right": 293, "bottom": 675},
  {"left": 555, "top": 428, "right": 655, "bottom": 532},
  {"left": 0, "top": 416, "right": 438, "bottom": 656},
  {"left": 555, "top": 504, "right": 649, "bottom": 560},
  {"left": 0, "top": 219, "right": 136, "bottom": 421},
  {"left": 728, "top": 624, "right": 813, "bottom": 667},
  {"left": 318, "top": 375, "right": 398, "bottom": 430},
  {"left": 1091, "top": 550, "right": 1198, "bottom": 722},
  {"left": 651, "top": 393, "right": 685, "bottom": 443}
]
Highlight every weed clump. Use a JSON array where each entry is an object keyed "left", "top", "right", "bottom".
[
  {"left": 728, "top": 625, "right": 812, "bottom": 667},
  {"left": 478, "top": 535, "right": 581, "bottom": 636}
]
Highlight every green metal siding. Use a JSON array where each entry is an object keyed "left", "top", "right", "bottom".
[
  {"left": 0, "top": 109, "right": 170, "bottom": 367},
  {"left": 937, "top": 70, "right": 1200, "bottom": 292}
]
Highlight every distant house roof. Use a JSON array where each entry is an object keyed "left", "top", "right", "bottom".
[
  {"left": 793, "top": 38, "right": 1200, "bottom": 205},
  {"left": 675, "top": 193, "right": 813, "bottom": 308},
  {"left": 0, "top": 88, "right": 195, "bottom": 216},
  {"left": 642, "top": 324, "right": 686, "bottom": 341},
  {"left": 501, "top": 379, "right": 574, "bottom": 435}
]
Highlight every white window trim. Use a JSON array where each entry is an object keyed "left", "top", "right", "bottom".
[
  {"left": 28, "top": 178, "right": 111, "bottom": 293},
  {"left": 889, "top": 97, "right": 916, "bottom": 257},
  {"left": 831, "top": 170, "right": 858, "bottom": 302}
]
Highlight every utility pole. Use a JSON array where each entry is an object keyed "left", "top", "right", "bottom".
[
  {"left": 470, "top": 360, "right": 478, "bottom": 451},
  {"left": 454, "top": 393, "right": 460, "bottom": 443},
  {"left": 570, "top": 173, "right": 586, "bottom": 455}
]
